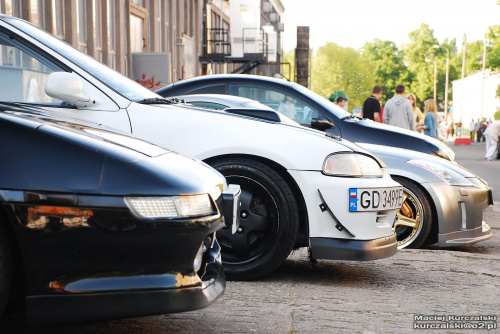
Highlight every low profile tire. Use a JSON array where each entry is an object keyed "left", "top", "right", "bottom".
[
  {"left": 0, "top": 225, "right": 11, "bottom": 318},
  {"left": 392, "top": 177, "right": 433, "bottom": 249},
  {"left": 210, "top": 158, "right": 299, "bottom": 281}
]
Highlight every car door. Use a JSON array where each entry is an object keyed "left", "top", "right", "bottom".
[{"left": 0, "top": 22, "right": 131, "bottom": 133}]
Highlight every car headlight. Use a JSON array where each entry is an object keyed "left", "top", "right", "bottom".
[
  {"left": 124, "top": 194, "right": 214, "bottom": 219},
  {"left": 407, "top": 159, "right": 472, "bottom": 186},
  {"left": 323, "top": 153, "right": 383, "bottom": 177}
]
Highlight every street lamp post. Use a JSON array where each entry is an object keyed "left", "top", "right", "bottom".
[
  {"left": 425, "top": 59, "right": 437, "bottom": 102},
  {"left": 434, "top": 45, "right": 450, "bottom": 120}
]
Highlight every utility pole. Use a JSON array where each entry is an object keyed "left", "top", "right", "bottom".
[{"left": 295, "top": 26, "right": 310, "bottom": 88}]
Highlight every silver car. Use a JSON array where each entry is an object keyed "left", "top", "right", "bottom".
[{"left": 363, "top": 143, "right": 493, "bottom": 249}]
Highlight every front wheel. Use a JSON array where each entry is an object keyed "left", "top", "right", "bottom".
[
  {"left": 392, "top": 177, "right": 433, "bottom": 249},
  {"left": 210, "top": 158, "right": 299, "bottom": 281}
]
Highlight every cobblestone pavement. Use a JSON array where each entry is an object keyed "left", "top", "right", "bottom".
[{"left": 2, "top": 141, "right": 499, "bottom": 334}]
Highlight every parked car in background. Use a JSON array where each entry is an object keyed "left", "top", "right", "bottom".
[
  {"left": 0, "top": 103, "right": 241, "bottom": 325},
  {"left": 0, "top": 15, "right": 402, "bottom": 281},
  {"left": 365, "top": 144, "right": 492, "bottom": 248},
  {"left": 161, "top": 94, "right": 494, "bottom": 249},
  {"left": 156, "top": 74, "right": 455, "bottom": 161}
]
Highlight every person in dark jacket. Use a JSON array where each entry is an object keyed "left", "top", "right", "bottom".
[{"left": 362, "top": 85, "right": 382, "bottom": 122}]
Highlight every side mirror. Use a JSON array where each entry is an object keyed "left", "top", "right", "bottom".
[
  {"left": 45, "top": 72, "right": 95, "bottom": 108},
  {"left": 311, "top": 117, "right": 335, "bottom": 131}
]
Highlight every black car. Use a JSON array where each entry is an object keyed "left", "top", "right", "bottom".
[
  {"left": 0, "top": 103, "right": 240, "bottom": 326},
  {"left": 157, "top": 74, "right": 455, "bottom": 161}
]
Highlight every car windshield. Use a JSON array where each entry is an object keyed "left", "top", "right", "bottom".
[
  {"left": 291, "top": 82, "right": 351, "bottom": 119},
  {"left": 5, "top": 17, "right": 159, "bottom": 102}
]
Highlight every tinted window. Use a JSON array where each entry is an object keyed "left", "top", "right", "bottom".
[
  {"left": 190, "top": 84, "right": 226, "bottom": 95},
  {"left": 228, "top": 83, "right": 320, "bottom": 126}
]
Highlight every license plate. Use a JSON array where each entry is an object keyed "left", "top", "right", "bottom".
[{"left": 349, "top": 187, "right": 403, "bottom": 212}]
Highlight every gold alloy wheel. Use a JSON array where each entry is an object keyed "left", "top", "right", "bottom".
[{"left": 394, "top": 188, "right": 424, "bottom": 249}]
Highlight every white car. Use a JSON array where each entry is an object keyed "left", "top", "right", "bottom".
[
  {"left": 0, "top": 16, "right": 403, "bottom": 280},
  {"left": 165, "top": 94, "right": 493, "bottom": 250}
]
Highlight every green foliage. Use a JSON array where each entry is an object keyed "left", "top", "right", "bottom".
[
  {"left": 404, "top": 24, "right": 441, "bottom": 107},
  {"left": 486, "top": 26, "right": 500, "bottom": 70},
  {"left": 311, "top": 42, "right": 375, "bottom": 111},
  {"left": 494, "top": 111, "right": 500, "bottom": 120},
  {"left": 361, "top": 39, "right": 408, "bottom": 103}
]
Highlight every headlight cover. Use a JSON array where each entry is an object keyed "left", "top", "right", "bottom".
[
  {"left": 323, "top": 153, "right": 383, "bottom": 177},
  {"left": 124, "top": 194, "right": 214, "bottom": 219},
  {"left": 407, "top": 159, "right": 472, "bottom": 186}
]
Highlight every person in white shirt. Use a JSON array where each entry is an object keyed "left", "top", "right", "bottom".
[
  {"left": 484, "top": 120, "right": 500, "bottom": 161},
  {"left": 278, "top": 96, "right": 297, "bottom": 121},
  {"left": 469, "top": 119, "right": 476, "bottom": 141}
]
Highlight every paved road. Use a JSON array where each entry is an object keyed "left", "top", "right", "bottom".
[{"left": 2, "top": 141, "right": 499, "bottom": 334}]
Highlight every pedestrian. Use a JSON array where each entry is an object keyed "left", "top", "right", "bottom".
[
  {"left": 469, "top": 119, "right": 476, "bottom": 141},
  {"left": 336, "top": 96, "right": 347, "bottom": 109},
  {"left": 383, "top": 84, "right": 414, "bottom": 130},
  {"left": 475, "top": 119, "right": 483, "bottom": 142},
  {"left": 484, "top": 119, "right": 500, "bottom": 161},
  {"left": 362, "top": 85, "right": 382, "bottom": 122},
  {"left": 422, "top": 99, "right": 438, "bottom": 138},
  {"left": 407, "top": 93, "right": 424, "bottom": 131},
  {"left": 278, "top": 95, "right": 297, "bottom": 120}
]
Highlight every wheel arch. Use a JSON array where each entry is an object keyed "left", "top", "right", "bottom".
[
  {"left": 390, "top": 175, "right": 439, "bottom": 245},
  {"left": 204, "top": 153, "right": 309, "bottom": 247}
]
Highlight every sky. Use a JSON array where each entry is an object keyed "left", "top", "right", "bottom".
[{"left": 281, "top": 0, "right": 500, "bottom": 52}]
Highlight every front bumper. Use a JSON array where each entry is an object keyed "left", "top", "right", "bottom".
[
  {"left": 27, "top": 240, "right": 226, "bottom": 326},
  {"left": 310, "top": 233, "right": 397, "bottom": 261},
  {"left": 421, "top": 182, "right": 493, "bottom": 247}
]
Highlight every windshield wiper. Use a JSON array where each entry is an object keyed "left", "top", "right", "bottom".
[
  {"left": 342, "top": 115, "right": 364, "bottom": 121},
  {"left": 136, "top": 97, "right": 185, "bottom": 105}
]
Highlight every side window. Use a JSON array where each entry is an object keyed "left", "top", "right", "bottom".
[
  {"left": 190, "top": 84, "right": 226, "bottom": 94},
  {"left": 0, "top": 31, "right": 63, "bottom": 105},
  {"left": 228, "top": 84, "right": 320, "bottom": 126}
]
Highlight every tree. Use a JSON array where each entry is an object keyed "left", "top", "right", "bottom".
[
  {"left": 361, "top": 39, "right": 409, "bottom": 103},
  {"left": 311, "top": 42, "right": 375, "bottom": 111},
  {"left": 404, "top": 24, "right": 441, "bottom": 108}
]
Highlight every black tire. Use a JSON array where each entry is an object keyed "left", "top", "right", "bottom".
[
  {"left": 210, "top": 158, "right": 299, "bottom": 281},
  {"left": 392, "top": 176, "right": 433, "bottom": 249},
  {"left": 0, "top": 224, "right": 11, "bottom": 318}
]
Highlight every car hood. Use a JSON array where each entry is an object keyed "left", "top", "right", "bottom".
[
  {"left": 0, "top": 110, "right": 226, "bottom": 196},
  {"left": 350, "top": 118, "right": 455, "bottom": 160},
  {"left": 153, "top": 103, "right": 377, "bottom": 161},
  {"left": 361, "top": 143, "right": 477, "bottom": 178}
]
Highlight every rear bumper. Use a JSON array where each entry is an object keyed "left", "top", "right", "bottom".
[
  {"left": 26, "top": 241, "right": 226, "bottom": 326},
  {"left": 309, "top": 233, "right": 397, "bottom": 261}
]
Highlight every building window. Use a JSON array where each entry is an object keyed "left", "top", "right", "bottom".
[
  {"left": 93, "top": 0, "right": 102, "bottom": 61},
  {"left": 76, "top": 0, "right": 87, "bottom": 52},
  {"left": 155, "top": 0, "right": 162, "bottom": 51},
  {"left": 2, "top": 0, "right": 21, "bottom": 17},
  {"left": 130, "top": 2, "right": 147, "bottom": 53},
  {"left": 52, "top": 0, "right": 64, "bottom": 38},
  {"left": 131, "top": 0, "right": 144, "bottom": 6},
  {"left": 107, "top": 0, "right": 117, "bottom": 69},
  {"left": 130, "top": 14, "right": 144, "bottom": 53}
]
